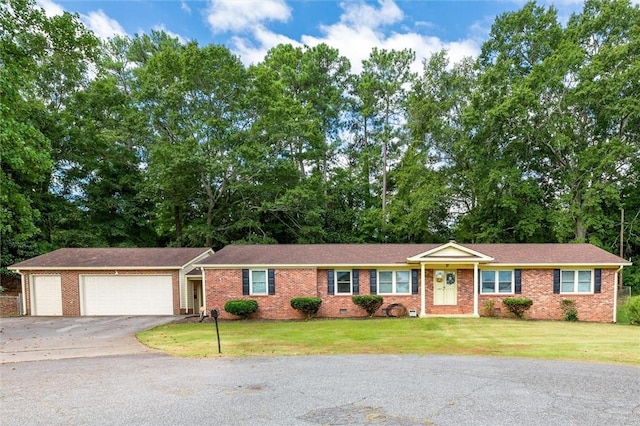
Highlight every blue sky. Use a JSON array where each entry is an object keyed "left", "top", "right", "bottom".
[{"left": 37, "top": 0, "right": 590, "bottom": 71}]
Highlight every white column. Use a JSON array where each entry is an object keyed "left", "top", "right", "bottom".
[
  {"left": 473, "top": 263, "right": 479, "bottom": 318},
  {"left": 420, "top": 263, "right": 427, "bottom": 317}
]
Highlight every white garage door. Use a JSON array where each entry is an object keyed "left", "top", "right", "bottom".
[
  {"left": 31, "top": 275, "right": 63, "bottom": 316},
  {"left": 81, "top": 275, "right": 173, "bottom": 315}
]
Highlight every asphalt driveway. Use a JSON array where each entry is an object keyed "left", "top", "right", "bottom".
[{"left": 0, "top": 316, "right": 177, "bottom": 363}]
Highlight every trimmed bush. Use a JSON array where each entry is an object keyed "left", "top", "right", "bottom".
[
  {"left": 502, "top": 297, "right": 533, "bottom": 319},
  {"left": 624, "top": 295, "right": 640, "bottom": 325},
  {"left": 352, "top": 295, "right": 383, "bottom": 317},
  {"left": 224, "top": 299, "right": 258, "bottom": 319},
  {"left": 560, "top": 299, "right": 579, "bottom": 322},
  {"left": 290, "top": 297, "right": 322, "bottom": 319}
]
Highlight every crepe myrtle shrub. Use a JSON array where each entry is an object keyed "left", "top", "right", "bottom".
[
  {"left": 624, "top": 295, "right": 640, "bottom": 325},
  {"left": 224, "top": 299, "right": 258, "bottom": 319},
  {"left": 502, "top": 298, "right": 533, "bottom": 319},
  {"left": 290, "top": 297, "right": 322, "bottom": 319},
  {"left": 560, "top": 299, "right": 579, "bottom": 322},
  {"left": 483, "top": 300, "right": 496, "bottom": 317},
  {"left": 352, "top": 295, "right": 384, "bottom": 317}
]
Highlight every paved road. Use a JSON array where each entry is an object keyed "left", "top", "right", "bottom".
[{"left": 1, "top": 318, "right": 639, "bottom": 425}]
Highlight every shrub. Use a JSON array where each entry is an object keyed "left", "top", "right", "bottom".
[
  {"left": 483, "top": 300, "right": 496, "bottom": 317},
  {"left": 624, "top": 295, "right": 640, "bottom": 325},
  {"left": 290, "top": 297, "right": 322, "bottom": 319},
  {"left": 560, "top": 299, "right": 579, "bottom": 322},
  {"left": 502, "top": 298, "right": 533, "bottom": 319},
  {"left": 351, "top": 295, "right": 383, "bottom": 317},
  {"left": 224, "top": 299, "right": 258, "bottom": 319}
]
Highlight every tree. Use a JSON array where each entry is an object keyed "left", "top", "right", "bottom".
[
  {"left": 360, "top": 48, "right": 416, "bottom": 225},
  {"left": 1, "top": 0, "right": 98, "bottom": 273}
]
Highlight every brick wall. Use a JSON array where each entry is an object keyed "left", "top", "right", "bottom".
[
  {"left": 478, "top": 269, "right": 616, "bottom": 322},
  {"left": 205, "top": 267, "right": 618, "bottom": 322},
  {"left": 204, "top": 268, "right": 318, "bottom": 320},
  {"left": 23, "top": 270, "right": 181, "bottom": 316}
]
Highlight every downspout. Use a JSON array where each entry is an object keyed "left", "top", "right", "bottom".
[
  {"left": 473, "top": 263, "right": 479, "bottom": 318},
  {"left": 420, "top": 263, "right": 426, "bottom": 317},
  {"left": 18, "top": 270, "right": 26, "bottom": 315},
  {"left": 613, "top": 266, "right": 623, "bottom": 323}
]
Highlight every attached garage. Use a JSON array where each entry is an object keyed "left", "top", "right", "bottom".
[
  {"left": 31, "top": 275, "right": 63, "bottom": 316},
  {"left": 81, "top": 275, "right": 173, "bottom": 315},
  {"left": 9, "top": 247, "right": 212, "bottom": 317}
]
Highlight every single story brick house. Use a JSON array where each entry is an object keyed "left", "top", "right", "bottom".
[
  {"left": 194, "top": 242, "right": 631, "bottom": 323},
  {"left": 8, "top": 247, "right": 212, "bottom": 316}
]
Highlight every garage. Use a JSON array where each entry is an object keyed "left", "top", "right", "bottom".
[
  {"left": 31, "top": 275, "right": 63, "bottom": 316},
  {"left": 81, "top": 275, "right": 173, "bottom": 315}
]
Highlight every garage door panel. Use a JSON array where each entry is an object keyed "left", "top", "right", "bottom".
[
  {"left": 81, "top": 275, "right": 173, "bottom": 315},
  {"left": 32, "top": 276, "right": 63, "bottom": 316}
]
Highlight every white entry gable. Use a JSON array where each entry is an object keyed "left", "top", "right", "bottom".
[{"left": 407, "top": 241, "right": 494, "bottom": 264}]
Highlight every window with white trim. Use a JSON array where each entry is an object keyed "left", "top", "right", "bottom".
[
  {"left": 561, "top": 270, "right": 592, "bottom": 293},
  {"left": 481, "top": 270, "right": 514, "bottom": 294},
  {"left": 250, "top": 269, "right": 268, "bottom": 295},
  {"left": 335, "top": 270, "right": 352, "bottom": 294},
  {"left": 378, "top": 270, "right": 411, "bottom": 294}
]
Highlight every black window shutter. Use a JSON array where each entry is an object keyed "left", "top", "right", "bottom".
[
  {"left": 327, "top": 269, "right": 334, "bottom": 295},
  {"left": 242, "top": 269, "right": 250, "bottom": 295},
  {"left": 553, "top": 269, "right": 560, "bottom": 294},
  {"left": 514, "top": 269, "right": 522, "bottom": 294},
  {"left": 594, "top": 269, "right": 601, "bottom": 293},
  {"left": 370, "top": 269, "right": 377, "bottom": 295},
  {"left": 352, "top": 270, "right": 359, "bottom": 295},
  {"left": 268, "top": 269, "right": 276, "bottom": 295},
  {"left": 412, "top": 269, "right": 419, "bottom": 294}
]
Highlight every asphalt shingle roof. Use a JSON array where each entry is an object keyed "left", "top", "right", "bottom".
[
  {"left": 196, "top": 243, "right": 629, "bottom": 267},
  {"left": 9, "top": 248, "right": 212, "bottom": 269}
]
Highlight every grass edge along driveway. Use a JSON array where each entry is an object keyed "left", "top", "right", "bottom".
[{"left": 137, "top": 317, "right": 640, "bottom": 366}]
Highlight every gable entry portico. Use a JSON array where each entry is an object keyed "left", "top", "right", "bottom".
[{"left": 407, "top": 241, "right": 494, "bottom": 318}]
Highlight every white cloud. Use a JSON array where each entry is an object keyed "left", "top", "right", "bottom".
[
  {"left": 153, "top": 24, "right": 187, "bottom": 44},
  {"left": 340, "top": 0, "right": 403, "bottom": 27},
  {"left": 181, "top": 0, "right": 192, "bottom": 14},
  {"left": 205, "top": 0, "right": 291, "bottom": 33},
  {"left": 81, "top": 10, "right": 127, "bottom": 40},
  {"left": 224, "top": 0, "right": 481, "bottom": 73},
  {"left": 36, "top": 0, "right": 64, "bottom": 17},
  {"left": 231, "top": 25, "right": 300, "bottom": 66}
]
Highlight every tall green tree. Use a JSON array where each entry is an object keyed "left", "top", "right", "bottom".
[{"left": 1, "top": 0, "right": 98, "bottom": 272}]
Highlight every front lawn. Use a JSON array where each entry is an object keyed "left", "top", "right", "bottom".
[{"left": 137, "top": 317, "right": 640, "bottom": 365}]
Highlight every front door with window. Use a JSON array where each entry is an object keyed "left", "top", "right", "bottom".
[{"left": 434, "top": 270, "right": 457, "bottom": 305}]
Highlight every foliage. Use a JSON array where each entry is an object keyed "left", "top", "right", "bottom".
[
  {"left": 560, "top": 299, "right": 579, "bottom": 322},
  {"left": 623, "top": 296, "right": 640, "bottom": 325},
  {"left": 502, "top": 298, "right": 533, "bottom": 319},
  {"left": 1, "top": 0, "right": 638, "bottom": 287},
  {"left": 290, "top": 297, "right": 322, "bottom": 319},
  {"left": 351, "top": 295, "right": 384, "bottom": 317},
  {"left": 223, "top": 299, "right": 258, "bottom": 319},
  {"left": 483, "top": 300, "right": 496, "bottom": 317}
]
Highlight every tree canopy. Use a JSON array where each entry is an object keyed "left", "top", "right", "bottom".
[{"left": 2, "top": 0, "right": 638, "bottom": 292}]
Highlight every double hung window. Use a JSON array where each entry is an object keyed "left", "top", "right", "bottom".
[{"left": 378, "top": 271, "right": 411, "bottom": 294}]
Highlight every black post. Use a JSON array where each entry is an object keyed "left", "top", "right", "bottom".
[{"left": 211, "top": 309, "right": 221, "bottom": 354}]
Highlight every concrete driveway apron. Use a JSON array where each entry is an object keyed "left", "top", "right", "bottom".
[{"left": 0, "top": 316, "right": 176, "bottom": 363}]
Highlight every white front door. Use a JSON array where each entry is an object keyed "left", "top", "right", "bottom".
[{"left": 434, "top": 270, "right": 457, "bottom": 305}]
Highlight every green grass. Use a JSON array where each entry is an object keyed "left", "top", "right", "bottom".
[{"left": 137, "top": 317, "right": 640, "bottom": 365}]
